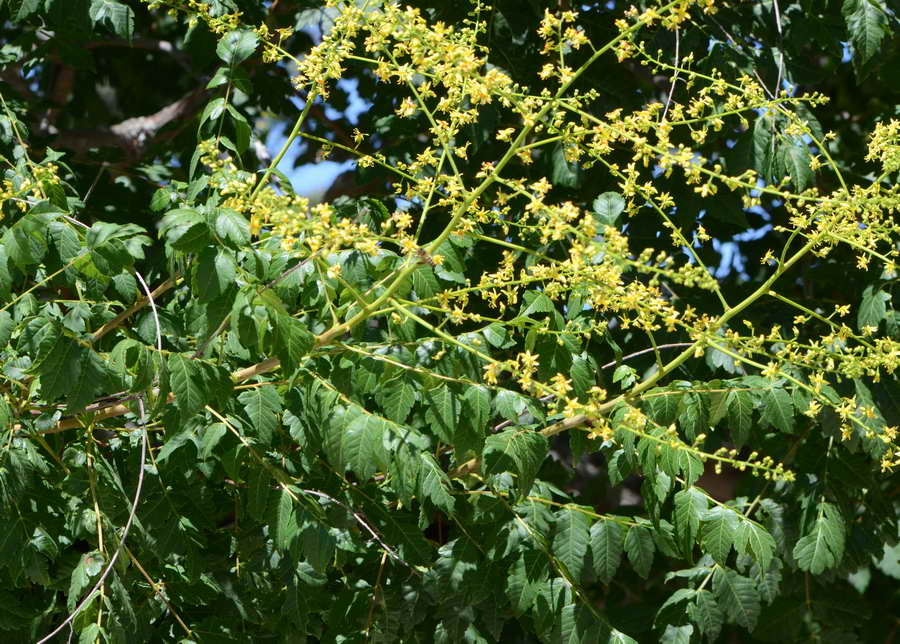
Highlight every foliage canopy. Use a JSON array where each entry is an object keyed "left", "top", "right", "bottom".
[{"left": 0, "top": 0, "right": 899, "bottom": 641}]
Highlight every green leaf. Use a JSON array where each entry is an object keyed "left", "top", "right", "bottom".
[
  {"left": 324, "top": 411, "right": 387, "bottom": 480},
  {"left": 726, "top": 388, "right": 754, "bottom": 447},
  {"left": 550, "top": 143, "right": 582, "bottom": 188},
  {"left": 462, "top": 384, "right": 491, "bottom": 435},
  {"left": 778, "top": 140, "right": 814, "bottom": 191},
  {"left": 712, "top": 567, "right": 760, "bottom": 630},
  {"left": 214, "top": 208, "right": 251, "bottom": 247},
  {"left": 89, "top": 0, "right": 134, "bottom": 40},
  {"left": 483, "top": 428, "right": 548, "bottom": 497},
  {"left": 272, "top": 313, "right": 315, "bottom": 370},
  {"left": 858, "top": 284, "right": 888, "bottom": 331},
  {"left": 238, "top": 384, "right": 282, "bottom": 446},
  {"left": 701, "top": 506, "right": 738, "bottom": 565},
  {"left": 194, "top": 248, "right": 236, "bottom": 303},
  {"left": 733, "top": 520, "right": 776, "bottom": 569},
  {"left": 592, "top": 192, "right": 626, "bottom": 227},
  {"left": 380, "top": 377, "right": 416, "bottom": 424},
  {"left": 423, "top": 384, "right": 460, "bottom": 443},
  {"left": 68, "top": 552, "right": 103, "bottom": 612},
  {"left": 167, "top": 354, "right": 205, "bottom": 421},
  {"left": 760, "top": 382, "right": 794, "bottom": 434},
  {"left": 624, "top": 524, "right": 655, "bottom": 579},
  {"left": 689, "top": 590, "right": 723, "bottom": 641},
  {"left": 590, "top": 519, "right": 623, "bottom": 584},
  {"left": 36, "top": 336, "right": 83, "bottom": 400},
  {"left": 273, "top": 488, "right": 300, "bottom": 553},
  {"left": 676, "top": 391, "right": 707, "bottom": 442},
  {"left": 246, "top": 465, "right": 271, "bottom": 522},
  {"left": 506, "top": 549, "right": 548, "bottom": 615},
  {"left": 753, "top": 111, "right": 777, "bottom": 179},
  {"left": 660, "top": 624, "right": 692, "bottom": 644},
  {"left": 553, "top": 506, "right": 591, "bottom": 582},
  {"left": 418, "top": 452, "right": 455, "bottom": 513},
  {"left": 645, "top": 388, "right": 679, "bottom": 426},
  {"left": 673, "top": 487, "right": 707, "bottom": 557},
  {"left": 519, "top": 291, "right": 554, "bottom": 318},
  {"left": 793, "top": 502, "right": 845, "bottom": 574},
  {"left": 216, "top": 29, "right": 259, "bottom": 65},
  {"left": 843, "top": 0, "right": 889, "bottom": 77}
]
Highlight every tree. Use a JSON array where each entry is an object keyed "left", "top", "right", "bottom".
[{"left": 0, "top": 0, "right": 899, "bottom": 641}]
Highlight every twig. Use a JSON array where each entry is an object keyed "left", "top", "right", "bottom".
[
  {"left": 661, "top": 28, "right": 680, "bottom": 122},
  {"left": 35, "top": 398, "right": 148, "bottom": 644},
  {"left": 36, "top": 270, "right": 163, "bottom": 641},
  {"left": 300, "top": 489, "right": 408, "bottom": 568},
  {"left": 92, "top": 277, "right": 174, "bottom": 343},
  {"left": 134, "top": 271, "right": 162, "bottom": 352}
]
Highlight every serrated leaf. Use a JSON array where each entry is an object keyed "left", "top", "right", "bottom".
[
  {"left": 660, "top": 624, "right": 693, "bottom": 644},
  {"left": 324, "top": 411, "right": 386, "bottom": 480},
  {"left": 68, "top": 551, "right": 104, "bottom": 612},
  {"left": 689, "top": 589, "right": 723, "bottom": 641},
  {"left": 167, "top": 354, "right": 205, "bottom": 421},
  {"left": 273, "top": 488, "right": 299, "bottom": 553},
  {"left": 483, "top": 428, "right": 548, "bottom": 497},
  {"left": 677, "top": 391, "right": 707, "bottom": 442},
  {"left": 37, "top": 336, "right": 83, "bottom": 400},
  {"left": 418, "top": 452, "right": 455, "bottom": 513},
  {"left": 246, "top": 465, "right": 271, "bottom": 521},
  {"left": 553, "top": 506, "right": 591, "bottom": 582},
  {"left": 760, "top": 383, "right": 794, "bottom": 434},
  {"left": 423, "top": 384, "right": 460, "bottom": 443},
  {"left": 216, "top": 29, "right": 259, "bottom": 65},
  {"left": 89, "top": 0, "right": 134, "bottom": 40},
  {"left": 214, "top": 207, "right": 250, "bottom": 247},
  {"left": 506, "top": 549, "right": 548, "bottom": 615},
  {"left": 733, "top": 520, "right": 775, "bottom": 569},
  {"left": 194, "top": 248, "right": 236, "bottom": 303},
  {"left": 592, "top": 192, "right": 625, "bottom": 227},
  {"left": 843, "top": 0, "right": 889, "bottom": 77},
  {"left": 591, "top": 519, "right": 624, "bottom": 584},
  {"left": 238, "top": 384, "right": 282, "bottom": 446},
  {"left": 753, "top": 111, "right": 777, "bottom": 179},
  {"left": 674, "top": 487, "right": 707, "bottom": 557},
  {"left": 381, "top": 377, "right": 416, "bottom": 424},
  {"left": 272, "top": 313, "right": 315, "bottom": 370},
  {"left": 778, "top": 140, "right": 814, "bottom": 191},
  {"left": 300, "top": 522, "right": 334, "bottom": 573},
  {"left": 858, "top": 284, "right": 888, "bottom": 331},
  {"left": 679, "top": 451, "right": 703, "bottom": 487},
  {"left": 701, "top": 506, "right": 738, "bottom": 565},
  {"left": 462, "top": 384, "right": 491, "bottom": 434},
  {"left": 624, "top": 524, "right": 655, "bottom": 579},
  {"left": 712, "top": 567, "right": 760, "bottom": 630},
  {"left": 520, "top": 290, "right": 554, "bottom": 318},
  {"left": 726, "top": 388, "right": 753, "bottom": 446},
  {"left": 750, "top": 557, "right": 783, "bottom": 605},
  {"left": 793, "top": 502, "right": 845, "bottom": 574}
]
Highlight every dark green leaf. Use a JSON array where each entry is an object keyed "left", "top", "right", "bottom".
[
  {"left": 843, "top": 0, "right": 889, "bottom": 77},
  {"left": 712, "top": 567, "right": 760, "bottom": 630},
  {"left": 553, "top": 506, "right": 591, "bottom": 582},
  {"left": 238, "top": 384, "right": 282, "bottom": 445},
  {"left": 793, "top": 502, "right": 845, "bottom": 574},
  {"left": 590, "top": 519, "right": 623, "bottom": 584},
  {"left": 701, "top": 506, "right": 738, "bottom": 565},
  {"left": 624, "top": 524, "right": 655, "bottom": 579},
  {"left": 483, "top": 428, "right": 548, "bottom": 497}
]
